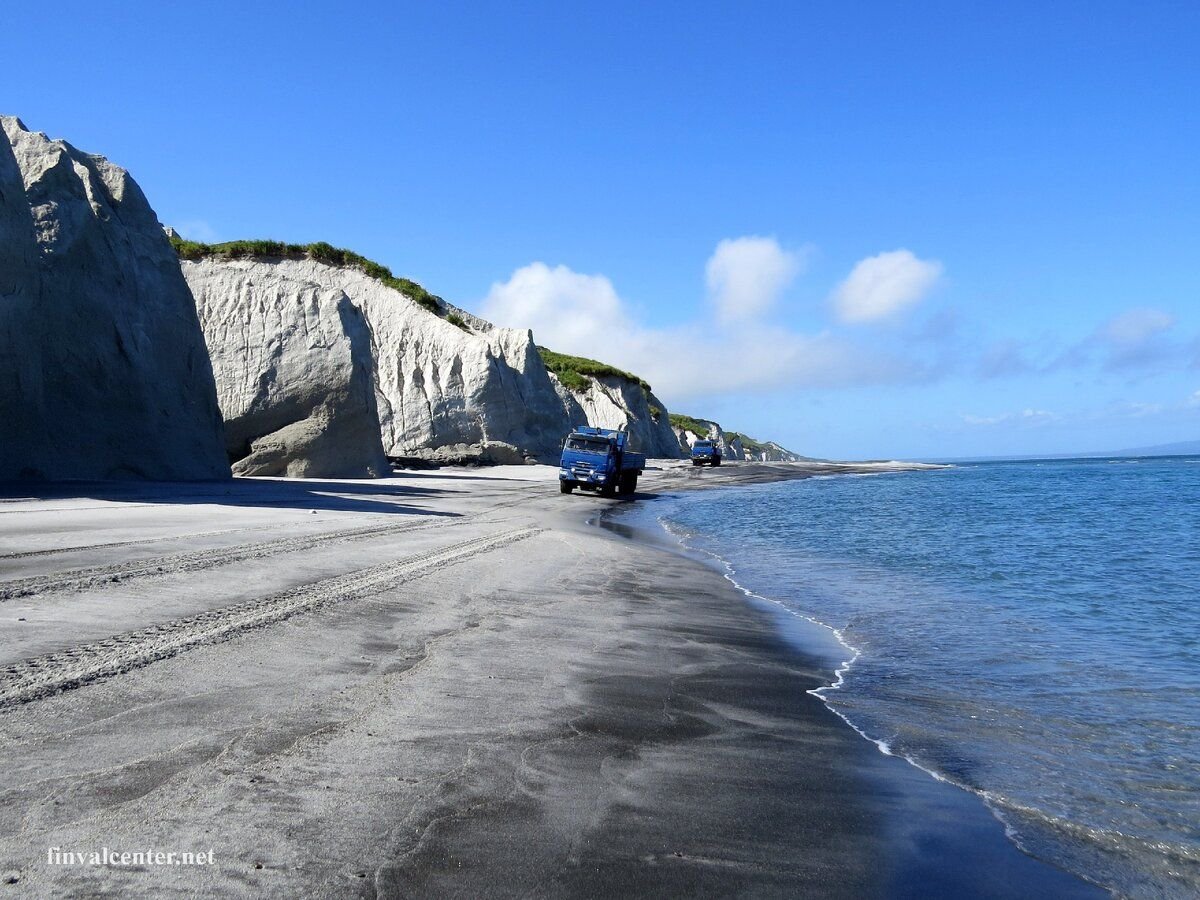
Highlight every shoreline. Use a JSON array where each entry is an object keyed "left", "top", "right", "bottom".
[
  {"left": 0, "top": 462, "right": 1102, "bottom": 896},
  {"left": 599, "top": 480, "right": 1108, "bottom": 898}
]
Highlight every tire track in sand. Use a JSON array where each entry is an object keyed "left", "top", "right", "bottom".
[
  {"left": 0, "top": 518, "right": 450, "bottom": 602},
  {"left": 0, "top": 527, "right": 541, "bottom": 709},
  {"left": 0, "top": 525, "right": 283, "bottom": 561}
]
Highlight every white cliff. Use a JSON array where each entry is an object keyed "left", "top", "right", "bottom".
[
  {"left": 355, "top": 276, "right": 573, "bottom": 465},
  {"left": 0, "top": 117, "right": 228, "bottom": 481},
  {"left": 553, "top": 376, "right": 682, "bottom": 459},
  {"left": 673, "top": 416, "right": 804, "bottom": 462},
  {"left": 185, "top": 256, "right": 573, "bottom": 467},
  {"left": 672, "top": 417, "right": 743, "bottom": 460},
  {"left": 183, "top": 253, "right": 807, "bottom": 471},
  {"left": 185, "top": 259, "right": 390, "bottom": 477}
]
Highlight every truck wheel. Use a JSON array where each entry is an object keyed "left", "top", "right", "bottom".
[
  {"left": 713, "top": 458, "right": 721, "bottom": 467},
  {"left": 600, "top": 484, "right": 616, "bottom": 498},
  {"left": 692, "top": 459, "right": 700, "bottom": 467},
  {"left": 559, "top": 480, "right": 574, "bottom": 494},
  {"left": 628, "top": 474, "right": 639, "bottom": 494}
]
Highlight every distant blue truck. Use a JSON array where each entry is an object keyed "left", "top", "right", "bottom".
[
  {"left": 558, "top": 427, "right": 645, "bottom": 497},
  {"left": 691, "top": 439, "right": 722, "bottom": 467}
]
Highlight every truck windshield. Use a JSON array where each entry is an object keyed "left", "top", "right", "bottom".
[
  {"left": 694, "top": 442, "right": 713, "bottom": 449},
  {"left": 567, "top": 437, "right": 611, "bottom": 453}
]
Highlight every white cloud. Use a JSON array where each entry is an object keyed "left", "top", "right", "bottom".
[
  {"left": 704, "top": 236, "right": 806, "bottom": 323},
  {"left": 832, "top": 249, "right": 943, "bottom": 323},
  {"left": 478, "top": 262, "right": 630, "bottom": 351},
  {"left": 1114, "top": 401, "right": 1163, "bottom": 418},
  {"left": 961, "top": 408, "right": 1059, "bottom": 427},
  {"left": 960, "top": 413, "right": 1006, "bottom": 426},
  {"left": 1188, "top": 390, "right": 1200, "bottom": 408},
  {"left": 976, "top": 339, "right": 1035, "bottom": 379},
  {"left": 481, "top": 257, "right": 929, "bottom": 402},
  {"left": 1101, "top": 308, "right": 1176, "bottom": 345},
  {"left": 1054, "top": 307, "right": 1181, "bottom": 372}
]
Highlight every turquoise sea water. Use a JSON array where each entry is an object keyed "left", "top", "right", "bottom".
[{"left": 649, "top": 457, "right": 1199, "bottom": 898}]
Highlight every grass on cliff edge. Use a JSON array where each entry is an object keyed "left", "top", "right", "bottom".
[
  {"left": 536, "top": 347, "right": 653, "bottom": 395},
  {"left": 170, "top": 236, "right": 444, "bottom": 316},
  {"left": 668, "top": 412, "right": 714, "bottom": 435},
  {"left": 727, "top": 431, "right": 771, "bottom": 454}
]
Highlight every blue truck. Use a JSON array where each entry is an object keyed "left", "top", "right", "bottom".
[
  {"left": 558, "top": 427, "right": 645, "bottom": 497},
  {"left": 691, "top": 439, "right": 722, "bottom": 467}
]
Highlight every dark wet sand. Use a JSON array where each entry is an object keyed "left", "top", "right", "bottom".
[{"left": 0, "top": 464, "right": 1105, "bottom": 896}]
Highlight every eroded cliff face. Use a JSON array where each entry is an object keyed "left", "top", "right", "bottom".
[
  {"left": 553, "top": 376, "right": 682, "bottom": 459},
  {"left": 185, "top": 259, "right": 389, "bottom": 477},
  {"left": 749, "top": 441, "right": 805, "bottom": 462},
  {"left": 674, "top": 419, "right": 803, "bottom": 462},
  {"left": 0, "top": 117, "right": 228, "bottom": 481},
  {"left": 674, "top": 419, "right": 743, "bottom": 461},
  {"left": 183, "top": 254, "right": 807, "bottom": 472},
  {"left": 186, "top": 257, "right": 574, "bottom": 468},
  {"left": 352, "top": 271, "right": 573, "bottom": 464}
]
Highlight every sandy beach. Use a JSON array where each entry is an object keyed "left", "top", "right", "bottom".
[{"left": 0, "top": 463, "right": 1103, "bottom": 897}]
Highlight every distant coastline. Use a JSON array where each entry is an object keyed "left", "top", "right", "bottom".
[{"left": 911, "top": 444, "right": 1200, "bottom": 464}]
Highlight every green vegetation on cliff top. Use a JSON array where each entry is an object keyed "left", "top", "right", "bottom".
[
  {"left": 727, "top": 431, "right": 771, "bottom": 454},
  {"left": 673, "top": 418, "right": 795, "bottom": 457},
  {"left": 668, "top": 412, "right": 714, "bottom": 435},
  {"left": 169, "top": 234, "right": 668, "bottom": 422},
  {"left": 536, "top": 347, "right": 652, "bottom": 394},
  {"left": 169, "top": 235, "right": 444, "bottom": 315}
]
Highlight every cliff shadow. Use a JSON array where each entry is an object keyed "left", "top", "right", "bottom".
[{"left": 0, "top": 477, "right": 462, "bottom": 517}]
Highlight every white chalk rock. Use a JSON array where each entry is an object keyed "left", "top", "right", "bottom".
[
  {"left": 554, "top": 376, "right": 682, "bottom": 458},
  {"left": 187, "top": 257, "right": 573, "bottom": 467},
  {"left": 184, "top": 259, "right": 390, "bottom": 478},
  {"left": 675, "top": 420, "right": 735, "bottom": 459},
  {"left": 185, "top": 254, "right": 695, "bottom": 467},
  {"left": 0, "top": 117, "right": 228, "bottom": 481},
  {"left": 351, "top": 273, "right": 574, "bottom": 464}
]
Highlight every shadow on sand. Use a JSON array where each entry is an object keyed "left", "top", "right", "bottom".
[{"left": 0, "top": 476, "right": 463, "bottom": 518}]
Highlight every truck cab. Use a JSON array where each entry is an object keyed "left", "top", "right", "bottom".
[
  {"left": 691, "top": 439, "right": 722, "bottom": 467},
  {"left": 559, "top": 427, "right": 645, "bottom": 497}
]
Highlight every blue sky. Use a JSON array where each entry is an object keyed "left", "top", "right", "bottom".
[{"left": 6, "top": 1, "right": 1198, "bottom": 459}]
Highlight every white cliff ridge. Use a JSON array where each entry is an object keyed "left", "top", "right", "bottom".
[
  {"left": 186, "top": 258, "right": 389, "bottom": 477},
  {"left": 179, "top": 248, "right": 801, "bottom": 474},
  {"left": 354, "top": 275, "right": 571, "bottom": 464},
  {"left": 552, "top": 375, "right": 680, "bottom": 460},
  {"left": 672, "top": 416, "right": 804, "bottom": 462},
  {"left": 0, "top": 117, "right": 228, "bottom": 481},
  {"left": 184, "top": 256, "right": 576, "bottom": 469},
  {"left": 0, "top": 114, "right": 804, "bottom": 480}
]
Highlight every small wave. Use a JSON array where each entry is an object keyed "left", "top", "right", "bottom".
[
  {"left": 654, "top": 510, "right": 1200, "bottom": 899},
  {"left": 658, "top": 514, "right": 914, "bottom": 766},
  {"left": 980, "top": 792, "right": 1200, "bottom": 899}
]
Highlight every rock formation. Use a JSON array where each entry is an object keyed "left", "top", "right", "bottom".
[
  {"left": 673, "top": 417, "right": 742, "bottom": 460},
  {"left": 185, "top": 259, "right": 390, "bottom": 477},
  {"left": 359, "top": 284, "right": 572, "bottom": 464},
  {"left": 0, "top": 117, "right": 228, "bottom": 481},
  {"left": 672, "top": 415, "right": 804, "bottom": 462},
  {"left": 179, "top": 249, "right": 800, "bottom": 472},
  {"left": 553, "top": 376, "right": 681, "bottom": 458},
  {"left": 184, "top": 256, "right": 574, "bottom": 468}
]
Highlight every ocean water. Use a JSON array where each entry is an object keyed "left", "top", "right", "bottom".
[{"left": 648, "top": 457, "right": 1199, "bottom": 898}]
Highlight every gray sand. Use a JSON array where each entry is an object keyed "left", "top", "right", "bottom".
[{"left": 0, "top": 464, "right": 1103, "bottom": 896}]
